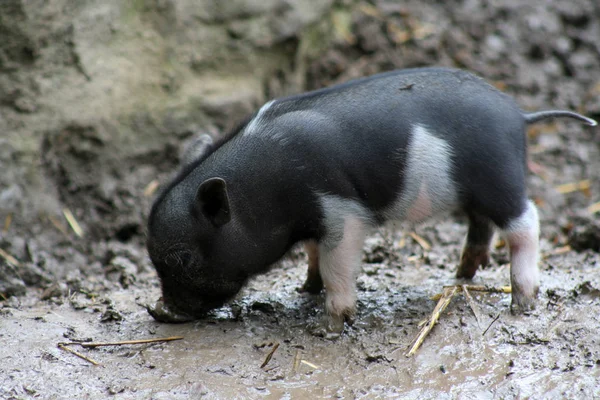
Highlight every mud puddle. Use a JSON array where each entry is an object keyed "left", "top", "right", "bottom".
[{"left": 2, "top": 224, "right": 599, "bottom": 399}]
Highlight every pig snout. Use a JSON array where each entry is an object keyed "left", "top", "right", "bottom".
[{"left": 147, "top": 298, "right": 197, "bottom": 323}]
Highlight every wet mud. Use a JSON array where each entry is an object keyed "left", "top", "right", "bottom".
[
  {"left": 2, "top": 229, "right": 600, "bottom": 399},
  {"left": 2, "top": 0, "right": 600, "bottom": 399}
]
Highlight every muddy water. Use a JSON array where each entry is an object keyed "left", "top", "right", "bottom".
[{"left": 2, "top": 224, "right": 599, "bottom": 399}]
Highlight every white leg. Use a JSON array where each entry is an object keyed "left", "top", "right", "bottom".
[
  {"left": 318, "top": 216, "right": 367, "bottom": 332},
  {"left": 503, "top": 200, "right": 540, "bottom": 311}
]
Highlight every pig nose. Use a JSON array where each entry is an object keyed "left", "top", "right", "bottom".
[
  {"left": 147, "top": 298, "right": 197, "bottom": 323},
  {"left": 164, "top": 250, "right": 192, "bottom": 268}
]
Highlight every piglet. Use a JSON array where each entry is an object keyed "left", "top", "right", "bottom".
[{"left": 146, "top": 67, "right": 596, "bottom": 334}]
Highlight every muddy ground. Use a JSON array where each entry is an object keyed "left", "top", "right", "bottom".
[{"left": 1, "top": 0, "right": 600, "bottom": 399}]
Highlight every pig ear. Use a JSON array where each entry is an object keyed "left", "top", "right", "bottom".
[
  {"left": 180, "top": 134, "right": 214, "bottom": 167},
  {"left": 195, "top": 177, "right": 231, "bottom": 227}
]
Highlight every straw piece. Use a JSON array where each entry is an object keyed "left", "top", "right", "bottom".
[
  {"left": 409, "top": 232, "right": 431, "bottom": 250},
  {"left": 555, "top": 179, "right": 590, "bottom": 195},
  {"left": 431, "top": 285, "right": 511, "bottom": 301},
  {"left": 48, "top": 215, "right": 70, "bottom": 237},
  {"left": 300, "top": 360, "right": 320, "bottom": 370},
  {"left": 143, "top": 180, "right": 160, "bottom": 197},
  {"left": 3, "top": 214, "right": 12, "bottom": 234},
  {"left": 542, "top": 245, "right": 571, "bottom": 259},
  {"left": 406, "top": 286, "right": 458, "bottom": 357},
  {"left": 588, "top": 202, "right": 600, "bottom": 214},
  {"left": 358, "top": 4, "right": 382, "bottom": 19},
  {"left": 0, "top": 247, "right": 20, "bottom": 267},
  {"left": 292, "top": 349, "right": 301, "bottom": 373},
  {"left": 58, "top": 343, "right": 100, "bottom": 366},
  {"left": 63, "top": 208, "right": 83, "bottom": 237}
]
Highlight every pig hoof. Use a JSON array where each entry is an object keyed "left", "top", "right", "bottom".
[
  {"left": 456, "top": 248, "right": 490, "bottom": 279},
  {"left": 297, "top": 279, "right": 323, "bottom": 294},
  {"left": 510, "top": 284, "right": 539, "bottom": 314},
  {"left": 309, "top": 315, "right": 345, "bottom": 339},
  {"left": 344, "top": 313, "right": 355, "bottom": 326},
  {"left": 510, "top": 295, "right": 537, "bottom": 314},
  {"left": 147, "top": 300, "right": 196, "bottom": 323}
]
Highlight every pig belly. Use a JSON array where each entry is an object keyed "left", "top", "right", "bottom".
[{"left": 384, "top": 124, "right": 459, "bottom": 223}]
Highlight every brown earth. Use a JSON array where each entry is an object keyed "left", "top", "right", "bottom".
[{"left": 1, "top": 0, "right": 599, "bottom": 399}]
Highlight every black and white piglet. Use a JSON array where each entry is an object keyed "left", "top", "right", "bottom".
[{"left": 146, "top": 67, "right": 596, "bottom": 333}]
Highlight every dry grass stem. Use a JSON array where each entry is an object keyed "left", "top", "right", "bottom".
[
  {"left": 542, "top": 245, "right": 572, "bottom": 259},
  {"left": 143, "top": 180, "right": 160, "bottom": 197},
  {"left": 407, "top": 255, "right": 420, "bottom": 263},
  {"left": 300, "top": 360, "right": 320, "bottom": 370},
  {"left": 3, "top": 214, "right": 12, "bottom": 234},
  {"left": 409, "top": 232, "right": 431, "bottom": 250},
  {"left": 406, "top": 286, "right": 458, "bottom": 357},
  {"left": 62, "top": 208, "right": 83, "bottom": 237},
  {"left": 58, "top": 343, "right": 100, "bottom": 366},
  {"left": 48, "top": 215, "right": 70, "bottom": 237},
  {"left": 60, "top": 336, "right": 184, "bottom": 348},
  {"left": 431, "top": 285, "right": 511, "bottom": 301},
  {"left": 358, "top": 4, "right": 383, "bottom": 19},
  {"left": 555, "top": 179, "right": 591, "bottom": 196},
  {"left": 0, "top": 247, "right": 20, "bottom": 267},
  {"left": 292, "top": 349, "right": 301, "bottom": 373},
  {"left": 588, "top": 201, "right": 600, "bottom": 214}
]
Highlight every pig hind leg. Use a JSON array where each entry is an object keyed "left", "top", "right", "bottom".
[
  {"left": 456, "top": 213, "right": 495, "bottom": 279},
  {"left": 464, "top": 158, "right": 540, "bottom": 311},
  {"left": 474, "top": 198, "right": 540, "bottom": 312},
  {"left": 299, "top": 241, "right": 323, "bottom": 294},
  {"left": 501, "top": 200, "right": 540, "bottom": 311}
]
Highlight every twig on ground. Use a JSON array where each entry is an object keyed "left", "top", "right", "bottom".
[
  {"left": 260, "top": 342, "right": 280, "bottom": 369},
  {"left": 58, "top": 343, "right": 100, "bottom": 366},
  {"left": 482, "top": 313, "right": 501, "bottom": 336},
  {"left": 59, "top": 336, "right": 184, "bottom": 348},
  {"left": 406, "top": 286, "right": 458, "bottom": 357},
  {"left": 292, "top": 349, "right": 301, "bottom": 373}
]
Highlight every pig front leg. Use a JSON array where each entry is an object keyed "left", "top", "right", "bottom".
[
  {"left": 503, "top": 200, "right": 540, "bottom": 312},
  {"left": 299, "top": 241, "right": 324, "bottom": 294},
  {"left": 312, "top": 216, "right": 368, "bottom": 337},
  {"left": 457, "top": 213, "right": 495, "bottom": 279}
]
